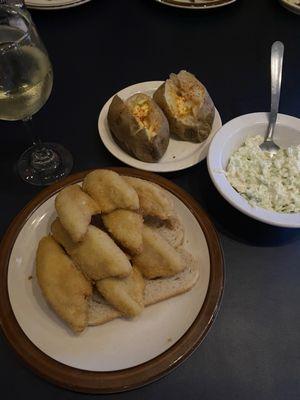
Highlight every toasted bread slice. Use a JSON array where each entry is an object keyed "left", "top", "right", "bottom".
[{"left": 88, "top": 249, "right": 199, "bottom": 326}]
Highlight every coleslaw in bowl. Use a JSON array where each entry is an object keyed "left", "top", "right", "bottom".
[{"left": 207, "top": 113, "right": 300, "bottom": 228}]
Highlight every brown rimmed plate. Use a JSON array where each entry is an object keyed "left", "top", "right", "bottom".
[
  {"left": 155, "top": 0, "right": 237, "bottom": 10},
  {"left": 0, "top": 168, "right": 224, "bottom": 394}
]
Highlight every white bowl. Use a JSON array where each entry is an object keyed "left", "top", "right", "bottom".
[{"left": 207, "top": 112, "right": 300, "bottom": 228}]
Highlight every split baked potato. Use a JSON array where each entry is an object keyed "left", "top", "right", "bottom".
[
  {"left": 153, "top": 70, "right": 215, "bottom": 143},
  {"left": 107, "top": 93, "right": 170, "bottom": 162}
]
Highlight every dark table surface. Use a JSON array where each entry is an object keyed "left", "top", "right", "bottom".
[{"left": 1, "top": 0, "right": 300, "bottom": 399}]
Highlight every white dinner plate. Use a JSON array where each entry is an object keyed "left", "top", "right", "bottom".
[
  {"left": 155, "top": 0, "right": 237, "bottom": 10},
  {"left": 98, "top": 81, "right": 222, "bottom": 173},
  {"left": 8, "top": 181, "right": 210, "bottom": 371},
  {"left": 25, "top": 0, "right": 91, "bottom": 10},
  {"left": 0, "top": 169, "right": 224, "bottom": 392}
]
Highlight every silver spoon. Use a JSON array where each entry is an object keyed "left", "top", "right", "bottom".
[{"left": 259, "top": 41, "right": 284, "bottom": 155}]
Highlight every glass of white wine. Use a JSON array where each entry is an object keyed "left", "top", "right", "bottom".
[{"left": 0, "top": 3, "right": 73, "bottom": 185}]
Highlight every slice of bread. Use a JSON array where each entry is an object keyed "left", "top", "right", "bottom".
[{"left": 88, "top": 249, "right": 199, "bottom": 326}]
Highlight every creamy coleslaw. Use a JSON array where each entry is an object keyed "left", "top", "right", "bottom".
[{"left": 226, "top": 135, "right": 300, "bottom": 213}]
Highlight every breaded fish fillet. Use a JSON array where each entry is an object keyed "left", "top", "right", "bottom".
[
  {"left": 36, "top": 236, "right": 92, "bottom": 333},
  {"left": 82, "top": 170, "right": 139, "bottom": 214},
  {"left": 89, "top": 249, "right": 200, "bottom": 326},
  {"left": 51, "top": 219, "right": 132, "bottom": 281},
  {"left": 132, "top": 225, "right": 184, "bottom": 279},
  {"left": 124, "top": 176, "right": 174, "bottom": 222},
  {"left": 96, "top": 267, "right": 145, "bottom": 318},
  {"left": 102, "top": 210, "right": 143, "bottom": 255},
  {"left": 55, "top": 185, "right": 100, "bottom": 243}
]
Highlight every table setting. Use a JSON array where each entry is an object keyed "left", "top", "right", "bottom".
[{"left": 0, "top": 0, "right": 299, "bottom": 399}]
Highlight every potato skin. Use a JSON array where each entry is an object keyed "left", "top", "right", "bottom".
[
  {"left": 153, "top": 79, "right": 215, "bottom": 143},
  {"left": 107, "top": 94, "right": 170, "bottom": 162}
]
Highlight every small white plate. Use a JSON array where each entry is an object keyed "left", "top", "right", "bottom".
[
  {"left": 8, "top": 180, "right": 210, "bottom": 371},
  {"left": 155, "top": 0, "right": 237, "bottom": 10},
  {"left": 25, "top": 0, "right": 91, "bottom": 10},
  {"left": 98, "top": 81, "right": 222, "bottom": 173},
  {"left": 207, "top": 112, "right": 300, "bottom": 228},
  {"left": 279, "top": 0, "right": 300, "bottom": 15}
]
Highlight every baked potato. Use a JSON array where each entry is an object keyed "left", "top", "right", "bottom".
[
  {"left": 107, "top": 93, "right": 170, "bottom": 162},
  {"left": 153, "top": 70, "right": 215, "bottom": 143}
]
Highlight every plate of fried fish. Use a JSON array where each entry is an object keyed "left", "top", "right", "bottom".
[{"left": 0, "top": 168, "right": 224, "bottom": 393}]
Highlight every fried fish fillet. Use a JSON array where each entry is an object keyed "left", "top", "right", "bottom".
[
  {"left": 132, "top": 225, "right": 184, "bottom": 279},
  {"left": 102, "top": 210, "right": 143, "bottom": 255},
  {"left": 124, "top": 176, "right": 174, "bottom": 223},
  {"left": 82, "top": 170, "right": 139, "bottom": 214},
  {"left": 55, "top": 185, "right": 100, "bottom": 243},
  {"left": 36, "top": 236, "right": 92, "bottom": 333},
  {"left": 51, "top": 219, "right": 132, "bottom": 281},
  {"left": 89, "top": 249, "right": 200, "bottom": 326},
  {"left": 96, "top": 267, "right": 145, "bottom": 317}
]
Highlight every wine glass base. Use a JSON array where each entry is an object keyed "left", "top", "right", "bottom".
[{"left": 17, "top": 142, "right": 73, "bottom": 186}]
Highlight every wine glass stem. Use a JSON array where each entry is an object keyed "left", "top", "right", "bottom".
[{"left": 23, "top": 116, "right": 41, "bottom": 145}]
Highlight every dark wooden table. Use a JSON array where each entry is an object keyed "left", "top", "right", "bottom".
[{"left": 1, "top": 0, "right": 300, "bottom": 399}]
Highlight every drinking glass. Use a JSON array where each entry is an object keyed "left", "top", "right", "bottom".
[{"left": 0, "top": 3, "right": 73, "bottom": 185}]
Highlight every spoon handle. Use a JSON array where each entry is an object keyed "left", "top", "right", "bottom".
[{"left": 266, "top": 41, "right": 284, "bottom": 142}]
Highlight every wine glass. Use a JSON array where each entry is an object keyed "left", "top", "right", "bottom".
[{"left": 0, "top": 3, "right": 73, "bottom": 185}]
